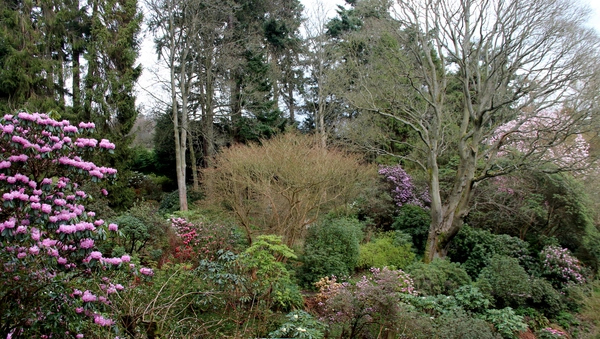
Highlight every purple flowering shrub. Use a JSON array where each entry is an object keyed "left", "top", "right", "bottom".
[
  {"left": 315, "top": 267, "right": 416, "bottom": 339},
  {"left": 540, "top": 245, "right": 587, "bottom": 289},
  {"left": 378, "top": 164, "right": 430, "bottom": 208},
  {"left": 0, "top": 112, "right": 151, "bottom": 338}
]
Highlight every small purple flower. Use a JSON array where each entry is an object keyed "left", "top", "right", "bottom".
[
  {"left": 82, "top": 290, "right": 97, "bottom": 302},
  {"left": 139, "top": 268, "right": 154, "bottom": 276},
  {"left": 80, "top": 238, "right": 95, "bottom": 249}
]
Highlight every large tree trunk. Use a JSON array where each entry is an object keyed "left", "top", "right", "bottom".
[{"left": 424, "top": 125, "right": 479, "bottom": 262}]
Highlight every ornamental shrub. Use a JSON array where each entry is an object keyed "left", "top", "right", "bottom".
[
  {"left": 315, "top": 267, "right": 417, "bottom": 339},
  {"left": 477, "top": 256, "right": 532, "bottom": 309},
  {"left": 0, "top": 112, "right": 151, "bottom": 338},
  {"left": 448, "top": 225, "right": 533, "bottom": 278},
  {"left": 237, "top": 235, "right": 302, "bottom": 311},
  {"left": 433, "top": 311, "right": 501, "bottom": 339},
  {"left": 529, "top": 278, "right": 564, "bottom": 317},
  {"left": 378, "top": 164, "right": 430, "bottom": 208},
  {"left": 392, "top": 204, "right": 431, "bottom": 254},
  {"left": 171, "top": 215, "right": 242, "bottom": 263},
  {"left": 540, "top": 245, "right": 587, "bottom": 289},
  {"left": 357, "top": 232, "right": 415, "bottom": 269},
  {"left": 480, "top": 307, "right": 527, "bottom": 339},
  {"left": 299, "top": 217, "right": 363, "bottom": 287},
  {"left": 406, "top": 259, "right": 472, "bottom": 296}
]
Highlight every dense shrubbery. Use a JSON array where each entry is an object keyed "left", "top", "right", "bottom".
[
  {"left": 449, "top": 225, "right": 534, "bottom": 277},
  {"left": 2, "top": 112, "right": 598, "bottom": 339},
  {"left": 171, "top": 214, "right": 243, "bottom": 263},
  {"left": 299, "top": 217, "right": 363, "bottom": 287},
  {"left": 476, "top": 256, "right": 533, "bottom": 309},
  {"left": 357, "top": 231, "right": 415, "bottom": 269},
  {"left": 407, "top": 259, "right": 472, "bottom": 296},
  {"left": 0, "top": 112, "right": 152, "bottom": 338}
]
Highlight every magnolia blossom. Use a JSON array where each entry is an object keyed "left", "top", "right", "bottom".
[{"left": 490, "top": 110, "right": 590, "bottom": 170}]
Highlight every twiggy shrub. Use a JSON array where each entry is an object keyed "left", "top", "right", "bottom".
[{"left": 202, "top": 132, "right": 373, "bottom": 246}]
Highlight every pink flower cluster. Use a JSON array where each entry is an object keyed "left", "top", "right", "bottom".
[
  {"left": 541, "top": 245, "right": 586, "bottom": 288},
  {"left": 139, "top": 267, "right": 154, "bottom": 276},
  {"left": 540, "top": 327, "right": 567, "bottom": 337},
  {"left": 0, "top": 112, "right": 134, "bottom": 335}
]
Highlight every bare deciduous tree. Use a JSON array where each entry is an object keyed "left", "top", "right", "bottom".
[
  {"left": 339, "top": 0, "right": 600, "bottom": 261},
  {"left": 147, "top": 0, "right": 236, "bottom": 209}
]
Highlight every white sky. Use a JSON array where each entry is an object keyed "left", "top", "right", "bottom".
[{"left": 134, "top": 0, "right": 600, "bottom": 114}]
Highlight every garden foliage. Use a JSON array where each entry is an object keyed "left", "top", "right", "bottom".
[
  {"left": 406, "top": 259, "right": 472, "bottom": 296},
  {"left": 299, "top": 217, "right": 363, "bottom": 287},
  {"left": 357, "top": 231, "right": 415, "bottom": 269},
  {"left": 0, "top": 112, "right": 151, "bottom": 338}
]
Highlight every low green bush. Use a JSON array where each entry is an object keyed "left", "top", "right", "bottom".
[
  {"left": 529, "top": 278, "right": 564, "bottom": 317},
  {"left": 407, "top": 259, "right": 472, "bottom": 296},
  {"left": 434, "top": 311, "right": 501, "bottom": 339},
  {"left": 448, "top": 226, "right": 533, "bottom": 278},
  {"left": 268, "top": 310, "right": 326, "bottom": 339},
  {"left": 299, "top": 217, "right": 363, "bottom": 287},
  {"left": 477, "top": 256, "right": 532, "bottom": 309},
  {"left": 453, "top": 285, "right": 492, "bottom": 314},
  {"left": 357, "top": 232, "right": 415, "bottom": 269}
]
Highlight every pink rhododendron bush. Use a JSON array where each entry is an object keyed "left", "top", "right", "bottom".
[{"left": 0, "top": 112, "right": 149, "bottom": 338}]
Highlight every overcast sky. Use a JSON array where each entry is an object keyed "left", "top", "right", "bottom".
[{"left": 134, "top": 0, "right": 600, "bottom": 114}]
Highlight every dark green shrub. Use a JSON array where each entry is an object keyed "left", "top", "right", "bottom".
[
  {"left": 453, "top": 285, "right": 492, "bottom": 314},
  {"left": 392, "top": 204, "right": 431, "bottom": 254},
  {"left": 448, "top": 225, "right": 533, "bottom": 278},
  {"left": 434, "top": 311, "right": 501, "bottom": 339},
  {"left": 529, "top": 278, "right": 563, "bottom": 317},
  {"left": 476, "top": 256, "right": 532, "bottom": 309},
  {"left": 299, "top": 217, "right": 363, "bottom": 287},
  {"left": 357, "top": 232, "right": 415, "bottom": 269},
  {"left": 407, "top": 259, "right": 472, "bottom": 296},
  {"left": 115, "top": 214, "right": 149, "bottom": 254},
  {"left": 128, "top": 171, "right": 170, "bottom": 202}
]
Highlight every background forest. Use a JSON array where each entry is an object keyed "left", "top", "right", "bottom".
[{"left": 2, "top": 0, "right": 600, "bottom": 338}]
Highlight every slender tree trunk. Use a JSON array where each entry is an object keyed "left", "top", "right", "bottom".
[
  {"left": 72, "top": 48, "right": 81, "bottom": 115},
  {"left": 189, "top": 136, "right": 199, "bottom": 191},
  {"left": 169, "top": 1, "right": 188, "bottom": 211}
]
